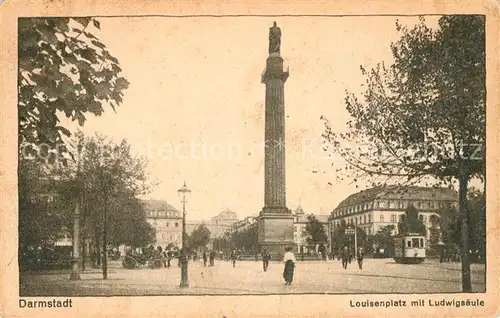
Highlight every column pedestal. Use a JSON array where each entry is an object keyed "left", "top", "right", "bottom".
[{"left": 258, "top": 208, "right": 294, "bottom": 260}]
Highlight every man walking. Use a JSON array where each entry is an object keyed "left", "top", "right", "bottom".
[
  {"left": 203, "top": 251, "right": 208, "bottom": 267},
  {"left": 357, "top": 247, "right": 364, "bottom": 270},
  {"left": 261, "top": 249, "right": 271, "bottom": 272},
  {"left": 341, "top": 246, "right": 350, "bottom": 270},
  {"left": 209, "top": 250, "right": 215, "bottom": 267},
  {"left": 230, "top": 248, "right": 238, "bottom": 268}
]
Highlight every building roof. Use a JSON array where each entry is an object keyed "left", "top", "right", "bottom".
[
  {"left": 294, "top": 205, "right": 305, "bottom": 215},
  {"left": 315, "top": 215, "right": 330, "bottom": 223},
  {"left": 334, "top": 185, "right": 458, "bottom": 210},
  {"left": 212, "top": 209, "right": 238, "bottom": 221},
  {"left": 141, "top": 199, "right": 179, "bottom": 212}
]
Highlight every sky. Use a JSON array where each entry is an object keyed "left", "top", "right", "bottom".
[{"left": 76, "top": 15, "right": 442, "bottom": 221}]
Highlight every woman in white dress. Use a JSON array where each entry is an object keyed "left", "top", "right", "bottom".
[{"left": 282, "top": 246, "right": 296, "bottom": 285}]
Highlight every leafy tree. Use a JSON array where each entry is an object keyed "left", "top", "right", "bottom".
[
  {"left": 430, "top": 204, "right": 458, "bottom": 247},
  {"left": 230, "top": 223, "right": 258, "bottom": 253},
  {"left": 467, "top": 191, "right": 485, "bottom": 261},
  {"left": 305, "top": 215, "right": 328, "bottom": 248},
  {"left": 331, "top": 220, "right": 367, "bottom": 254},
  {"left": 76, "top": 134, "right": 151, "bottom": 278},
  {"left": 213, "top": 233, "right": 231, "bottom": 252},
  {"left": 397, "top": 204, "right": 426, "bottom": 236},
  {"left": 373, "top": 225, "right": 395, "bottom": 246},
  {"left": 107, "top": 197, "right": 155, "bottom": 248},
  {"left": 322, "top": 15, "right": 485, "bottom": 291},
  {"left": 370, "top": 224, "right": 396, "bottom": 256},
  {"left": 18, "top": 158, "right": 72, "bottom": 254},
  {"left": 332, "top": 220, "right": 347, "bottom": 250},
  {"left": 20, "top": 133, "right": 154, "bottom": 276},
  {"left": 186, "top": 224, "right": 211, "bottom": 251},
  {"left": 18, "top": 18, "right": 129, "bottom": 158}
]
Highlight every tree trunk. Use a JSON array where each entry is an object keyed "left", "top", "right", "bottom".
[
  {"left": 459, "top": 161, "right": 471, "bottom": 292},
  {"left": 81, "top": 239, "right": 86, "bottom": 271},
  {"left": 95, "top": 232, "right": 101, "bottom": 267},
  {"left": 80, "top": 214, "right": 86, "bottom": 271},
  {"left": 102, "top": 195, "right": 108, "bottom": 280}
]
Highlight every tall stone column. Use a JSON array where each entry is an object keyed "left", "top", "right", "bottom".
[{"left": 257, "top": 22, "right": 294, "bottom": 260}]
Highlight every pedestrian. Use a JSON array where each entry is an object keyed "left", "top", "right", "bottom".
[
  {"left": 282, "top": 246, "right": 296, "bottom": 285},
  {"left": 156, "top": 246, "right": 164, "bottom": 268},
  {"left": 439, "top": 245, "right": 446, "bottom": 263},
  {"left": 209, "top": 250, "right": 215, "bottom": 266},
  {"left": 162, "top": 246, "right": 169, "bottom": 267},
  {"left": 261, "top": 248, "right": 271, "bottom": 272},
  {"left": 166, "top": 251, "right": 172, "bottom": 268},
  {"left": 341, "top": 246, "right": 349, "bottom": 269},
  {"left": 203, "top": 251, "right": 208, "bottom": 267},
  {"left": 357, "top": 248, "right": 364, "bottom": 270},
  {"left": 230, "top": 248, "right": 238, "bottom": 268}
]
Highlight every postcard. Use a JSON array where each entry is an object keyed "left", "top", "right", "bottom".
[{"left": 1, "top": 0, "right": 499, "bottom": 317}]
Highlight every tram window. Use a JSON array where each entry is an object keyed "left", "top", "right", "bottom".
[
  {"left": 412, "top": 238, "right": 420, "bottom": 248},
  {"left": 407, "top": 240, "right": 412, "bottom": 248},
  {"left": 420, "top": 238, "right": 424, "bottom": 247}
]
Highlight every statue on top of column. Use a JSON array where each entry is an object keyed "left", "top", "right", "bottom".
[{"left": 268, "top": 21, "right": 281, "bottom": 55}]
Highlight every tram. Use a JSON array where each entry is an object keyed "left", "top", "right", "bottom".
[{"left": 393, "top": 233, "right": 426, "bottom": 264}]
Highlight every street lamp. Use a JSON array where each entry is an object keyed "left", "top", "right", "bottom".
[{"left": 177, "top": 181, "right": 191, "bottom": 288}]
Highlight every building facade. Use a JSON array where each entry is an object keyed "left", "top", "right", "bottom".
[
  {"left": 329, "top": 186, "right": 458, "bottom": 243},
  {"left": 142, "top": 199, "right": 183, "bottom": 248},
  {"left": 292, "top": 205, "right": 329, "bottom": 254},
  {"left": 210, "top": 209, "right": 239, "bottom": 238},
  {"left": 187, "top": 209, "right": 239, "bottom": 239},
  {"left": 231, "top": 216, "right": 258, "bottom": 232}
]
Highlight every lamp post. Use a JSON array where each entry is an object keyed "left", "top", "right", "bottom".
[{"left": 178, "top": 181, "right": 191, "bottom": 288}]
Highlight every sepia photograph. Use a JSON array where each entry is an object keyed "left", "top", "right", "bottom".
[
  {"left": 15, "top": 13, "right": 488, "bottom": 299},
  {"left": 2, "top": 1, "right": 499, "bottom": 317}
]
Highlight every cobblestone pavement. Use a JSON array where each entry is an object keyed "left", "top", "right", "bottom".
[{"left": 19, "top": 258, "right": 486, "bottom": 296}]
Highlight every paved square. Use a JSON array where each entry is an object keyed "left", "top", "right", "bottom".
[{"left": 20, "top": 258, "right": 486, "bottom": 296}]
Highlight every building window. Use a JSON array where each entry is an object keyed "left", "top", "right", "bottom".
[
  {"left": 380, "top": 214, "right": 384, "bottom": 222},
  {"left": 391, "top": 214, "right": 397, "bottom": 223},
  {"left": 175, "top": 222, "right": 179, "bottom": 227},
  {"left": 399, "top": 201, "right": 405, "bottom": 209},
  {"left": 364, "top": 214, "right": 367, "bottom": 224}
]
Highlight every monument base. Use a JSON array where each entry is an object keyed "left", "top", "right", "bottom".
[{"left": 257, "top": 207, "right": 294, "bottom": 261}]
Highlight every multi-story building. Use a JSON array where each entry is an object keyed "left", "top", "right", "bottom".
[
  {"left": 231, "top": 216, "right": 258, "bottom": 232},
  {"left": 210, "top": 209, "right": 239, "bottom": 238},
  {"left": 187, "top": 209, "right": 239, "bottom": 239},
  {"left": 293, "top": 205, "right": 329, "bottom": 254},
  {"left": 329, "top": 186, "right": 458, "bottom": 241},
  {"left": 142, "top": 199, "right": 183, "bottom": 248}
]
